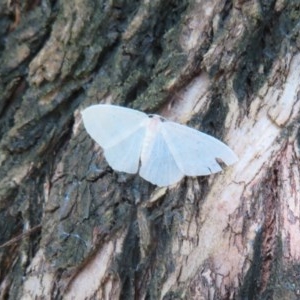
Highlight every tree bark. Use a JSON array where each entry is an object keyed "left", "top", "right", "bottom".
[{"left": 1, "top": 0, "right": 300, "bottom": 299}]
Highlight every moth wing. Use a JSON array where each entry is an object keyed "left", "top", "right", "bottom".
[
  {"left": 81, "top": 104, "right": 148, "bottom": 173},
  {"left": 81, "top": 104, "right": 148, "bottom": 149},
  {"left": 161, "top": 121, "right": 238, "bottom": 176},
  {"left": 104, "top": 124, "right": 147, "bottom": 173},
  {"left": 139, "top": 125, "right": 184, "bottom": 187}
]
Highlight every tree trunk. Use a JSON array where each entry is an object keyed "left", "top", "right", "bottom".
[{"left": 1, "top": 0, "right": 300, "bottom": 299}]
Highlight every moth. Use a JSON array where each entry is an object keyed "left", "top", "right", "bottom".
[{"left": 81, "top": 104, "right": 238, "bottom": 186}]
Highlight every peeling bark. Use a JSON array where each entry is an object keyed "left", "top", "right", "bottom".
[{"left": 1, "top": 0, "right": 300, "bottom": 299}]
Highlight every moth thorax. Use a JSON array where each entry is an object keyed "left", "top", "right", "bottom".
[{"left": 140, "top": 116, "right": 161, "bottom": 163}]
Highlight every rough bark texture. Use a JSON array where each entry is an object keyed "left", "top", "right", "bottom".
[{"left": 0, "top": 0, "right": 300, "bottom": 299}]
